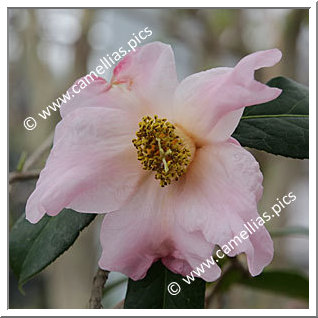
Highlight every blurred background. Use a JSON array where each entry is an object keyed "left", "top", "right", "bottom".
[{"left": 9, "top": 8, "right": 309, "bottom": 309}]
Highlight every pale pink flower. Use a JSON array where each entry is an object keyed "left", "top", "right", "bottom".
[{"left": 26, "top": 42, "right": 282, "bottom": 281}]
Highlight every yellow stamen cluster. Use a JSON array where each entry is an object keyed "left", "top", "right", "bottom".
[{"left": 132, "top": 115, "right": 192, "bottom": 187}]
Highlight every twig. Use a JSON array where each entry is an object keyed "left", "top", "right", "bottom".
[
  {"left": 9, "top": 169, "right": 41, "bottom": 184},
  {"left": 112, "top": 299, "right": 125, "bottom": 309},
  {"left": 9, "top": 132, "right": 53, "bottom": 190},
  {"left": 22, "top": 131, "right": 54, "bottom": 172},
  {"left": 88, "top": 268, "right": 110, "bottom": 309}
]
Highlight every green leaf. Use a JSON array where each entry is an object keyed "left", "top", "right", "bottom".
[
  {"left": 124, "top": 261, "right": 206, "bottom": 309},
  {"left": 233, "top": 76, "right": 309, "bottom": 159},
  {"left": 240, "top": 270, "right": 309, "bottom": 300},
  {"left": 213, "top": 266, "right": 308, "bottom": 301},
  {"left": 9, "top": 209, "right": 96, "bottom": 288},
  {"left": 16, "top": 151, "right": 27, "bottom": 172},
  {"left": 270, "top": 226, "right": 309, "bottom": 237}
]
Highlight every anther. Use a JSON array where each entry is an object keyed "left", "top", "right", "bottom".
[{"left": 132, "top": 115, "right": 195, "bottom": 187}]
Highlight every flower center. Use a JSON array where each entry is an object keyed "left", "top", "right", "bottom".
[{"left": 132, "top": 115, "right": 195, "bottom": 187}]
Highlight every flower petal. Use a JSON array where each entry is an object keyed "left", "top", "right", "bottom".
[
  {"left": 61, "top": 42, "right": 178, "bottom": 121},
  {"left": 173, "top": 49, "right": 282, "bottom": 144},
  {"left": 26, "top": 106, "right": 143, "bottom": 223},
  {"left": 99, "top": 174, "right": 221, "bottom": 282},
  {"left": 173, "top": 142, "right": 273, "bottom": 276},
  {"left": 98, "top": 141, "right": 271, "bottom": 280},
  {"left": 111, "top": 41, "right": 179, "bottom": 117},
  {"left": 161, "top": 226, "right": 221, "bottom": 282},
  {"left": 60, "top": 75, "right": 146, "bottom": 120},
  {"left": 99, "top": 175, "right": 171, "bottom": 280},
  {"left": 60, "top": 75, "right": 108, "bottom": 118}
]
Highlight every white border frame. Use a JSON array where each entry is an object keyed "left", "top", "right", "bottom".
[{"left": 3, "top": 0, "right": 316, "bottom": 316}]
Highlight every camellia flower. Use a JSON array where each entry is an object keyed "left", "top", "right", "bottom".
[{"left": 26, "top": 42, "right": 282, "bottom": 282}]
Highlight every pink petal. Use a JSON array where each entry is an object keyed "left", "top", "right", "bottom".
[
  {"left": 162, "top": 226, "right": 221, "bottom": 282},
  {"left": 111, "top": 41, "right": 179, "bottom": 118},
  {"left": 99, "top": 141, "right": 272, "bottom": 280},
  {"left": 99, "top": 175, "right": 221, "bottom": 282},
  {"left": 26, "top": 42, "right": 179, "bottom": 224},
  {"left": 60, "top": 75, "right": 147, "bottom": 120},
  {"left": 173, "top": 49, "right": 282, "bottom": 145},
  {"left": 60, "top": 42, "right": 178, "bottom": 121},
  {"left": 228, "top": 136, "right": 241, "bottom": 146},
  {"left": 99, "top": 175, "right": 171, "bottom": 280},
  {"left": 26, "top": 106, "right": 144, "bottom": 223},
  {"left": 60, "top": 75, "right": 108, "bottom": 118},
  {"left": 173, "top": 142, "right": 273, "bottom": 276}
]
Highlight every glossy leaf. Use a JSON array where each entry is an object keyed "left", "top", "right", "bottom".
[
  {"left": 213, "top": 266, "right": 309, "bottom": 301},
  {"left": 240, "top": 270, "right": 309, "bottom": 300},
  {"left": 270, "top": 226, "right": 309, "bottom": 237},
  {"left": 233, "top": 76, "right": 309, "bottom": 159},
  {"left": 9, "top": 209, "right": 96, "bottom": 288},
  {"left": 124, "top": 261, "right": 206, "bottom": 309}
]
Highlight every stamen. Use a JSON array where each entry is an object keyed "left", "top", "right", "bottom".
[{"left": 132, "top": 115, "right": 195, "bottom": 187}]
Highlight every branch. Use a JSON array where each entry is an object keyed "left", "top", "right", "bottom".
[
  {"left": 9, "top": 169, "right": 41, "bottom": 184},
  {"left": 9, "top": 133, "right": 53, "bottom": 189},
  {"left": 23, "top": 131, "right": 54, "bottom": 172},
  {"left": 88, "top": 268, "right": 110, "bottom": 309}
]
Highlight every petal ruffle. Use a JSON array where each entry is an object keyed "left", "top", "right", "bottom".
[
  {"left": 98, "top": 175, "right": 171, "bottom": 280},
  {"left": 26, "top": 106, "right": 143, "bottom": 223},
  {"left": 161, "top": 226, "right": 221, "bottom": 282},
  {"left": 173, "top": 49, "right": 282, "bottom": 145},
  {"left": 173, "top": 142, "right": 273, "bottom": 276},
  {"left": 99, "top": 174, "right": 222, "bottom": 282},
  {"left": 99, "top": 141, "right": 271, "bottom": 280}
]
